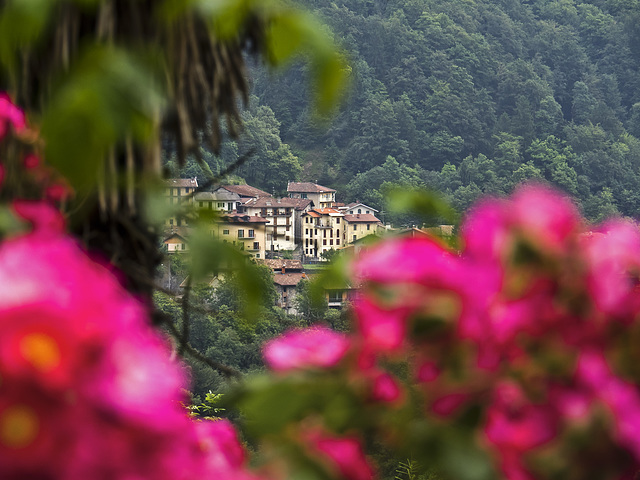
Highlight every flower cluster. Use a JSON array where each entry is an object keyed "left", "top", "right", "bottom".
[
  {"left": 264, "top": 184, "right": 640, "bottom": 479},
  {"left": 0, "top": 95, "right": 260, "bottom": 480}
]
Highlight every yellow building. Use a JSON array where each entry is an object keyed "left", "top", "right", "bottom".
[
  {"left": 302, "top": 208, "right": 345, "bottom": 260},
  {"left": 165, "top": 177, "right": 198, "bottom": 228},
  {"left": 343, "top": 213, "right": 382, "bottom": 244},
  {"left": 212, "top": 213, "right": 269, "bottom": 259}
]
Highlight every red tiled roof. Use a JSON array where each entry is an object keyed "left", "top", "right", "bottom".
[
  {"left": 343, "top": 214, "right": 381, "bottom": 223},
  {"left": 287, "top": 182, "right": 336, "bottom": 193},
  {"left": 313, "top": 208, "right": 342, "bottom": 215},
  {"left": 165, "top": 178, "right": 198, "bottom": 188},
  {"left": 245, "top": 197, "right": 312, "bottom": 209},
  {"left": 305, "top": 211, "right": 321, "bottom": 218},
  {"left": 220, "top": 184, "right": 271, "bottom": 198},
  {"left": 273, "top": 272, "right": 307, "bottom": 286}
]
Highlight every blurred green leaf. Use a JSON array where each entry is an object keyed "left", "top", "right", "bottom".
[
  {"left": 41, "top": 45, "right": 165, "bottom": 192},
  {"left": 0, "top": 206, "right": 28, "bottom": 237},
  {"left": 0, "top": 0, "right": 57, "bottom": 74},
  {"left": 387, "top": 188, "right": 459, "bottom": 226}
]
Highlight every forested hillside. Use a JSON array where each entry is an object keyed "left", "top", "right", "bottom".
[{"left": 179, "top": 0, "right": 640, "bottom": 222}]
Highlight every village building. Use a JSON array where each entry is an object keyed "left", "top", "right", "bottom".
[
  {"left": 258, "top": 259, "right": 307, "bottom": 315},
  {"left": 163, "top": 232, "right": 189, "bottom": 253},
  {"left": 302, "top": 208, "right": 345, "bottom": 260},
  {"left": 194, "top": 189, "right": 242, "bottom": 213},
  {"left": 244, "top": 197, "right": 312, "bottom": 251},
  {"left": 215, "top": 184, "right": 271, "bottom": 212},
  {"left": 343, "top": 213, "right": 383, "bottom": 244},
  {"left": 164, "top": 177, "right": 198, "bottom": 228},
  {"left": 341, "top": 202, "right": 378, "bottom": 216},
  {"left": 287, "top": 182, "right": 336, "bottom": 209},
  {"left": 211, "top": 212, "right": 269, "bottom": 259}
]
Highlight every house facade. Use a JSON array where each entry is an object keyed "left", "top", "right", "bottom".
[
  {"left": 302, "top": 208, "right": 345, "bottom": 259},
  {"left": 165, "top": 177, "right": 198, "bottom": 228},
  {"left": 244, "top": 197, "right": 312, "bottom": 251},
  {"left": 211, "top": 213, "right": 269, "bottom": 259},
  {"left": 343, "top": 213, "right": 383, "bottom": 244},
  {"left": 287, "top": 182, "right": 336, "bottom": 209}
]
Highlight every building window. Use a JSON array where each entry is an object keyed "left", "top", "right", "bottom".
[
  {"left": 336, "top": 217, "right": 340, "bottom": 224},
  {"left": 285, "top": 236, "right": 290, "bottom": 241},
  {"left": 323, "top": 230, "right": 327, "bottom": 238},
  {"left": 218, "top": 203, "right": 224, "bottom": 208},
  {"left": 323, "top": 239, "right": 327, "bottom": 245},
  {"left": 253, "top": 242, "right": 259, "bottom": 250},
  {"left": 223, "top": 229, "right": 229, "bottom": 235},
  {"left": 256, "top": 254, "right": 260, "bottom": 258},
  {"left": 358, "top": 209, "right": 362, "bottom": 214},
  {"left": 286, "top": 226, "right": 290, "bottom": 232},
  {"left": 336, "top": 229, "right": 339, "bottom": 237},
  {"left": 181, "top": 243, "right": 186, "bottom": 250},
  {"left": 238, "top": 229, "right": 244, "bottom": 238},
  {"left": 169, "top": 219, "right": 174, "bottom": 225},
  {"left": 301, "top": 193, "right": 308, "bottom": 199},
  {"left": 305, "top": 249, "right": 308, "bottom": 254},
  {"left": 367, "top": 224, "right": 370, "bottom": 230},
  {"left": 330, "top": 239, "right": 333, "bottom": 245},
  {"left": 305, "top": 229, "right": 308, "bottom": 235},
  {"left": 337, "top": 239, "right": 340, "bottom": 245},
  {"left": 353, "top": 235, "right": 357, "bottom": 242},
  {"left": 248, "top": 229, "right": 255, "bottom": 238},
  {"left": 353, "top": 224, "right": 357, "bottom": 231}
]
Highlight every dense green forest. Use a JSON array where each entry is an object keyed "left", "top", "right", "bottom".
[{"left": 176, "top": 0, "right": 640, "bottom": 223}]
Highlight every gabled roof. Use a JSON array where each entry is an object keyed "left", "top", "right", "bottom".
[
  {"left": 244, "top": 197, "right": 313, "bottom": 210},
  {"left": 287, "top": 182, "right": 336, "bottom": 193},
  {"left": 258, "top": 259, "right": 303, "bottom": 271},
  {"left": 273, "top": 272, "right": 307, "bottom": 286},
  {"left": 343, "top": 202, "right": 379, "bottom": 213},
  {"left": 196, "top": 190, "right": 241, "bottom": 202},
  {"left": 220, "top": 212, "right": 269, "bottom": 224},
  {"left": 343, "top": 213, "right": 382, "bottom": 223},
  {"left": 163, "top": 233, "right": 187, "bottom": 243},
  {"left": 313, "top": 208, "right": 343, "bottom": 216},
  {"left": 165, "top": 178, "right": 198, "bottom": 188},
  {"left": 218, "top": 184, "right": 271, "bottom": 198}
]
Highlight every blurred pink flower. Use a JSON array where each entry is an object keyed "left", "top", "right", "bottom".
[
  {"left": 353, "top": 296, "right": 411, "bottom": 354},
  {"left": 305, "top": 429, "right": 375, "bottom": 480},
  {"left": 263, "top": 326, "right": 350, "bottom": 372},
  {"left": 582, "top": 221, "right": 640, "bottom": 320},
  {"left": 0, "top": 93, "right": 26, "bottom": 140},
  {"left": 484, "top": 382, "right": 557, "bottom": 453},
  {"left": 369, "top": 370, "right": 404, "bottom": 404}
]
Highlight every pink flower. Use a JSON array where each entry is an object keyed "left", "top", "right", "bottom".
[
  {"left": 305, "top": 429, "right": 376, "bottom": 480},
  {"left": 352, "top": 236, "right": 462, "bottom": 288},
  {"left": 484, "top": 382, "right": 557, "bottom": 452},
  {"left": 581, "top": 221, "right": 640, "bottom": 320},
  {"left": 369, "top": 371, "right": 404, "bottom": 404},
  {"left": 431, "top": 392, "right": 471, "bottom": 417},
  {"left": 577, "top": 350, "right": 640, "bottom": 460},
  {"left": 263, "top": 326, "right": 350, "bottom": 372},
  {"left": 353, "top": 296, "right": 411, "bottom": 353},
  {"left": 0, "top": 93, "right": 26, "bottom": 140},
  {"left": 12, "top": 200, "right": 66, "bottom": 235}
]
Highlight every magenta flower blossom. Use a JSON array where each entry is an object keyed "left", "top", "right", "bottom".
[
  {"left": 264, "top": 326, "right": 350, "bottom": 372},
  {"left": 305, "top": 429, "right": 376, "bottom": 480},
  {"left": 0, "top": 227, "right": 262, "bottom": 480},
  {"left": 0, "top": 93, "right": 26, "bottom": 140}
]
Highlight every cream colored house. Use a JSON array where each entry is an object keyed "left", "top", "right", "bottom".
[
  {"left": 243, "top": 197, "right": 312, "bottom": 251},
  {"left": 212, "top": 213, "right": 269, "bottom": 259},
  {"left": 287, "top": 182, "right": 336, "bottom": 209},
  {"left": 164, "top": 178, "right": 198, "bottom": 228},
  {"left": 302, "top": 208, "right": 345, "bottom": 260},
  {"left": 344, "top": 213, "right": 382, "bottom": 244}
]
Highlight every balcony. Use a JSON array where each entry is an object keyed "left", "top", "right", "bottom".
[
  {"left": 238, "top": 233, "right": 255, "bottom": 239},
  {"left": 247, "top": 242, "right": 260, "bottom": 251}
]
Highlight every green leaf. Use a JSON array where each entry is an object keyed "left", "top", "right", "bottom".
[
  {"left": 387, "top": 188, "right": 459, "bottom": 226},
  {"left": 41, "top": 45, "right": 165, "bottom": 192}
]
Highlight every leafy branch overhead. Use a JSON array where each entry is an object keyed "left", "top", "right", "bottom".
[{"left": 0, "top": 0, "right": 349, "bottom": 192}]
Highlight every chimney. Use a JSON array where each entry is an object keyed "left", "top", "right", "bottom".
[{"left": 282, "top": 267, "right": 285, "bottom": 274}]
